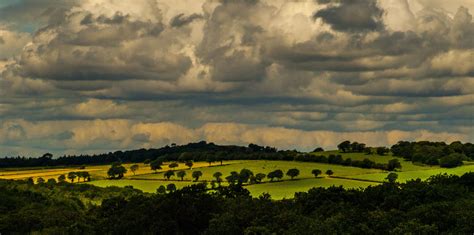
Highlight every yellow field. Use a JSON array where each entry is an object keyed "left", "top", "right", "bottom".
[{"left": 0, "top": 161, "right": 241, "bottom": 182}]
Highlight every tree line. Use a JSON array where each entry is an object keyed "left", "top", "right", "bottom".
[
  {"left": 391, "top": 141, "right": 474, "bottom": 167},
  {"left": 1, "top": 172, "right": 473, "bottom": 234}
]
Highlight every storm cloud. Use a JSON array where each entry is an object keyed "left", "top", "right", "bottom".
[{"left": 0, "top": 0, "right": 472, "bottom": 156}]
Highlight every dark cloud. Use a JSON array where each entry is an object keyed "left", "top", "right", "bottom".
[
  {"left": 55, "top": 131, "right": 74, "bottom": 140},
  {"left": 314, "top": 0, "right": 384, "bottom": 32},
  {"left": 170, "top": 13, "right": 203, "bottom": 27},
  {"left": 1, "top": 1, "right": 473, "bottom": 155}
]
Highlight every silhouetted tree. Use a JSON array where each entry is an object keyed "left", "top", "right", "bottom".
[
  {"left": 107, "top": 163, "right": 127, "bottom": 179},
  {"left": 311, "top": 169, "right": 322, "bottom": 178},
  {"left": 177, "top": 170, "right": 186, "bottom": 181},
  {"left": 67, "top": 172, "right": 76, "bottom": 182},
  {"left": 255, "top": 173, "right": 266, "bottom": 183},
  {"left": 185, "top": 161, "right": 194, "bottom": 169},
  {"left": 130, "top": 164, "right": 139, "bottom": 175},
  {"left": 387, "top": 159, "right": 402, "bottom": 171},
  {"left": 325, "top": 169, "right": 334, "bottom": 176},
  {"left": 386, "top": 172, "right": 398, "bottom": 183},
  {"left": 150, "top": 159, "right": 162, "bottom": 173},
  {"left": 164, "top": 170, "right": 175, "bottom": 180},
  {"left": 58, "top": 174, "right": 66, "bottom": 183},
  {"left": 286, "top": 168, "right": 300, "bottom": 180},
  {"left": 157, "top": 185, "right": 166, "bottom": 194},
  {"left": 169, "top": 162, "right": 179, "bottom": 169},
  {"left": 338, "top": 140, "right": 351, "bottom": 152},
  {"left": 213, "top": 172, "right": 223, "bottom": 185},
  {"left": 166, "top": 183, "right": 177, "bottom": 192},
  {"left": 36, "top": 177, "right": 45, "bottom": 184},
  {"left": 192, "top": 171, "right": 203, "bottom": 181}
]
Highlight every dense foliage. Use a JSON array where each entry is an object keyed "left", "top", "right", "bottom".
[
  {"left": 391, "top": 141, "right": 473, "bottom": 166},
  {"left": 1, "top": 172, "right": 474, "bottom": 234}
]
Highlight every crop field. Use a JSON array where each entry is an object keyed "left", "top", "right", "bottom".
[{"left": 2, "top": 151, "right": 474, "bottom": 199}]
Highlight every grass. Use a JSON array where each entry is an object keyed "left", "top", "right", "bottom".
[
  {"left": 3, "top": 150, "right": 474, "bottom": 199},
  {"left": 132, "top": 160, "right": 383, "bottom": 181},
  {"left": 316, "top": 150, "right": 433, "bottom": 171}
]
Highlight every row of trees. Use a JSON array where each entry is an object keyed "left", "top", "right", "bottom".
[
  {"left": 337, "top": 140, "right": 390, "bottom": 155},
  {"left": 157, "top": 168, "right": 335, "bottom": 185},
  {"left": 296, "top": 154, "right": 402, "bottom": 171}
]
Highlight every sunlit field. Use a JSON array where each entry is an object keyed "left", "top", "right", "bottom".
[{"left": 2, "top": 151, "right": 474, "bottom": 199}]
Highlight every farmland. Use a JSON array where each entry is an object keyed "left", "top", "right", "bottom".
[{"left": 2, "top": 151, "right": 473, "bottom": 199}]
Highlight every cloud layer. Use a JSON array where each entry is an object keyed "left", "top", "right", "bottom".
[{"left": 0, "top": 0, "right": 473, "bottom": 156}]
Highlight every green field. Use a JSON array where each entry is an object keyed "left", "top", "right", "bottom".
[{"left": 3, "top": 151, "right": 474, "bottom": 199}]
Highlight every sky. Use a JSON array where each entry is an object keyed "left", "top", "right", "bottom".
[{"left": 0, "top": 0, "right": 473, "bottom": 156}]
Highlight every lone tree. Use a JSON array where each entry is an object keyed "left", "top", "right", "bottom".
[
  {"left": 185, "top": 161, "right": 194, "bottom": 169},
  {"left": 338, "top": 140, "right": 351, "bottom": 152},
  {"left": 286, "top": 168, "right": 300, "bottom": 180},
  {"left": 67, "top": 172, "right": 77, "bottom": 182},
  {"left": 387, "top": 159, "right": 402, "bottom": 171},
  {"left": 311, "top": 169, "right": 322, "bottom": 178},
  {"left": 150, "top": 159, "right": 162, "bottom": 173},
  {"left": 192, "top": 171, "right": 203, "bottom": 182},
  {"left": 177, "top": 170, "right": 186, "bottom": 181},
  {"left": 385, "top": 172, "right": 398, "bottom": 183},
  {"left": 255, "top": 173, "right": 266, "bottom": 183},
  {"left": 130, "top": 164, "right": 139, "bottom": 175},
  {"left": 164, "top": 170, "right": 175, "bottom": 180},
  {"left": 325, "top": 169, "right": 334, "bottom": 176},
  {"left": 169, "top": 162, "right": 179, "bottom": 169},
  {"left": 213, "top": 172, "right": 223, "bottom": 185},
  {"left": 166, "top": 183, "right": 177, "bottom": 193},
  {"left": 107, "top": 162, "right": 127, "bottom": 179},
  {"left": 157, "top": 185, "right": 166, "bottom": 194},
  {"left": 58, "top": 174, "right": 66, "bottom": 183}
]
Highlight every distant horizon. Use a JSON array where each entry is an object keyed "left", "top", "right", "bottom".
[
  {"left": 2, "top": 138, "right": 472, "bottom": 158},
  {"left": 1, "top": 0, "right": 473, "bottom": 156}
]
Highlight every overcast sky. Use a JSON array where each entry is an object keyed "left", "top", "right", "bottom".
[{"left": 0, "top": 0, "right": 473, "bottom": 156}]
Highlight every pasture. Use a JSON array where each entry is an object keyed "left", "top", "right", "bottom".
[{"left": 2, "top": 150, "right": 474, "bottom": 199}]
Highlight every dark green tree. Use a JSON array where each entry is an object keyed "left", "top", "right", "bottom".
[
  {"left": 311, "top": 169, "right": 322, "bottom": 178},
  {"left": 130, "top": 164, "right": 139, "bottom": 175},
  {"left": 185, "top": 161, "right": 194, "bottom": 169},
  {"left": 164, "top": 170, "right": 175, "bottom": 180},
  {"left": 150, "top": 159, "right": 162, "bottom": 173},
  {"left": 325, "top": 169, "right": 334, "bottom": 176},
  {"left": 385, "top": 172, "right": 398, "bottom": 183},
  {"left": 166, "top": 183, "right": 177, "bottom": 192},
  {"left": 107, "top": 163, "right": 127, "bottom": 179},
  {"left": 387, "top": 159, "right": 402, "bottom": 171},
  {"left": 213, "top": 172, "right": 223, "bottom": 184},
  {"left": 177, "top": 170, "right": 186, "bottom": 181},
  {"left": 192, "top": 171, "right": 203, "bottom": 181},
  {"left": 58, "top": 174, "right": 66, "bottom": 183},
  {"left": 255, "top": 173, "right": 266, "bottom": 183},
  {"left": 67, "top": 172, "right": 77, "bottom": 182},
  {"left": 338, "top": 140, "right": 351, "bottom": 152},
  {"left": 286, "top": 168, "right": 300, "bottom": 180}
]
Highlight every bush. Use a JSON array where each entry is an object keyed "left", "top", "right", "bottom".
[{"left": 439, "top": 153, "right": 465, "bottom": 168}]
